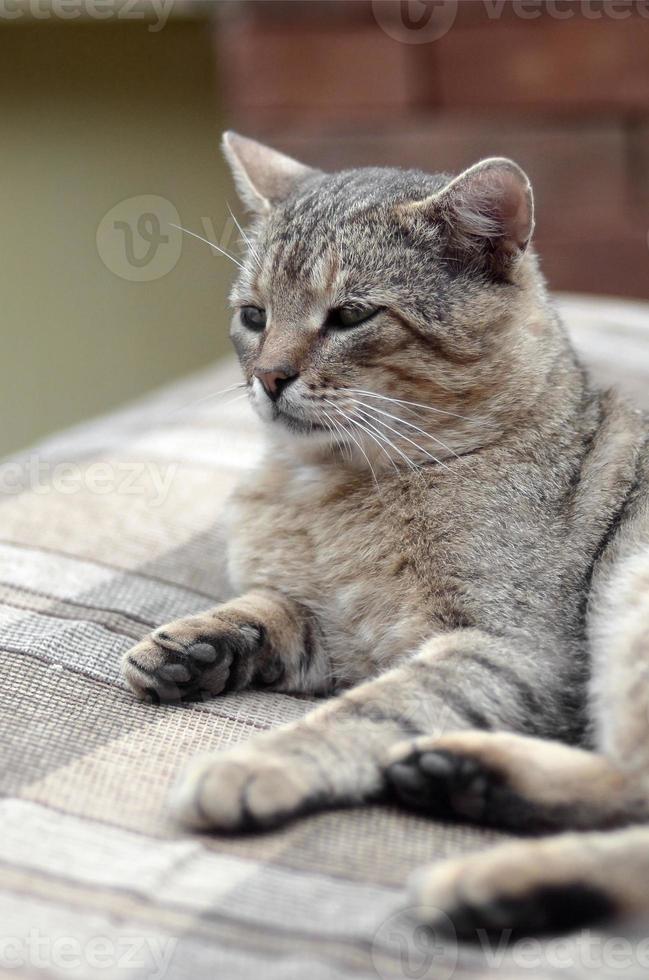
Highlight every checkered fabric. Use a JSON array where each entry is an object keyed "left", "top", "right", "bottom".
[{"left": 2, "top": 296, "right": 649, "bottom": 980}]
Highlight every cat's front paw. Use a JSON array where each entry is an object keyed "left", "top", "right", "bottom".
[
  {"left": 170, "top": 746, "right": 322, "bottom": 831},
  {"left": 122, "top": 613, "right": 264, "bottom": 702}
]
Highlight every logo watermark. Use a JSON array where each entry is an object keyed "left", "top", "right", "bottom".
[
  {"left": 96, "top": 195, "right": 240, "bottom": 282},
  {"left": 372, "top": 906, "right": 458, "bottom": 980},
  {"left": 0, "top": 930, "right": 176, "bottom": 978},
  {"left": 0, "top": 456, "right": 178, "bottom": 507},
  {"left": 372, "top": 0, "right": 649, "bottom": 43},
  {"left": 96, "top": 195, "right": 183, "bottom": 282},
  {"left": 372, "top": 1, "right": 459, "bottom": 44},
  {"left": 0, "top": 0, "right": 176, "bottom": 32},
  {"left": 372, "top": 903, "right": 649, "bottom": 977}
]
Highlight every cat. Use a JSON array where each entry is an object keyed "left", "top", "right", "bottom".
[{"left": 123, "top": 132, "right": 649, "bottom": 938}]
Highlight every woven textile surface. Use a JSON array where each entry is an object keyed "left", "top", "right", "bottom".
[{"left": 2, "top": 295, "right": 649, "bottom": 980}]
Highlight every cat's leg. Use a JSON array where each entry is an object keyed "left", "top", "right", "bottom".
[
  {"left": 388, "top": 532, "right": 649, "bottom": 834},
  {"left": 385, "top": 730, "right": 644, "bottom": 832},
  {"left": 588, "top": 539, "right": 649, "bottom": 783},
  {"left": 408, "top": 540, "right": 649, "bottom": 935},
  {"left": 170, "top": 628, "right": 566, "bottom": 831},
  {"left": 410, "top": 826, "right": 649, "bottom": 937},
  {"left": 122, "top": 589, "right": 331, "bottom": 702}
]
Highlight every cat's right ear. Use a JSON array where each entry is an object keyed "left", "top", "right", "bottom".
[{"left": 222, "top": 132, "right": 318, "bottom": 215}]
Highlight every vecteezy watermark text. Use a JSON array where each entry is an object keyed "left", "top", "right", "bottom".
[
  {"left": 1, "top": 931, "right": 176, "bottom": 979},
  {"left": 372, "top": 1, "right": 649, "bottom": 44},
  {"left": 0, "top": 456, "right": 178, "bottom": 507},
  {"left": 0, "top": 0, "right": 175, "bottom": 32},
  {"left": 372, "top": 905, "right": 649, "bottom": 979}
]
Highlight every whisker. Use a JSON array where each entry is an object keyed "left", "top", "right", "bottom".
[
  {"left": 220, "top": 393, "right": 250, "bottom": 408},
  {"left": 320, "top": 407, "right": 348, "bottom": 460},
  {"left": 321, "top": 409, "right": 353, "bottom": 465},
  {"left": 322, "top": 408, "right": 379, "bottom": 487},
  {"left": 345, "top": 405, "right": 416, "bottom": 472},
  {"left": 325, "top": 399, "right": 399, "bottom": 475},
  {"left": 341, "top": 412, "right": 399, "bottom": 475},
  {"left": 169, "top": 223, "right": 246, "bottom": 271},
  {"left": 346, "top": 388, "right": 482, "bottom": 425},
  {"left": 227, "top": 204, "right": 263, "bottom": 271},
  {"left": 354, "top": 405, "right": 451, "bottom": 471},
  {"left": 169, "top": 383, "right": 247, "bottom": 416},
  {"left": 318, "top": 410, "right": 338, "bottom": 450},
  {"left": 349, "top": 398, "right": 460, "bottom": 460}
]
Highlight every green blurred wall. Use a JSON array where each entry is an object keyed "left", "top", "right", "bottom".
[{"left": 0, "top": 17, "right": 234, "bottom": 457}]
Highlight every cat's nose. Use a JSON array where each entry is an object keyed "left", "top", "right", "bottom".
[{"left": 254, "top": 366, "right": 298, "bottom": 402}]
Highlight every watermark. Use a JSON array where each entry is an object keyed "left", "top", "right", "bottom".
[
  {"left": 476, "top": 928, "right": 649, "bottom": 971},
  {"left": 372, "top": 906, "right": 458, "bottom": 980},
  {"left": 0, "top": 456, "right": 178, "bottom": 507},
  {"left": 96, "top": 195, "right": 239, "bottom": 282},
  {"left": 372, "top": 1, "right": 459, "bottom": 44},
  {"left": 372, "top": 0, "right": 649, "bottom": 44},
  {"left": 372, "top": 904, "right": 649, "bottom": 977},
  {"left": 96, "top": 195, "right": 183, "bottom": 282},
  {"left": 0, "top": 930, "right": 176, "bottom": 978},
  {"left": 0, "top": 0, "right": 176, "bottom": 32}
]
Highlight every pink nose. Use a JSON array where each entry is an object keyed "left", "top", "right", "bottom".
[{"left": 254, "top": 367, "right": 298, "bottom": 402}]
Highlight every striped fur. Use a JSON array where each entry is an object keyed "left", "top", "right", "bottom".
[{"left": 123, "top": 134, "right": 649, "bottom": 936}]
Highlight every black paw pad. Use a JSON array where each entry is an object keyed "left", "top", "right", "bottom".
[
  {"left": 387, "top": 749, "right": 494, "bottom": 821},
  {"left": 445, "top": 882, "right": 617, "bottom": 940},
  {"left": 186, "top": 642, "right": 225, "bottom": 665}
]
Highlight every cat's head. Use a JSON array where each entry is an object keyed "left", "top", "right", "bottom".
[{"left": 222, "top": 132, "right": 554, "bottom": 467}]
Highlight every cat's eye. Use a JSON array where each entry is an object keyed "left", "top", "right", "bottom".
[
  {"left": 240, "top": 306, "right": 267, "bottom": 332},
  {"left": 325, "top": 305, "right": 381, "bottom": 330}
]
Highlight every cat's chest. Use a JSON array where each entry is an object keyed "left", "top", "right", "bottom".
[
  {"left": 227, "top": 463, "right": 400, "bottom": 590},
  {"left": 225, "top": 462, "right": 434, "bottom": 654}
]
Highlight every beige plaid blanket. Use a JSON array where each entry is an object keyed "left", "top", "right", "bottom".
[{"left": 3, "top": 295, "right": 649, "bottom": 980}]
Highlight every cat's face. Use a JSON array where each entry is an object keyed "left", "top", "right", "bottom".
[{"left": 224, "top": 133, "right": 542, "bottom": 466}]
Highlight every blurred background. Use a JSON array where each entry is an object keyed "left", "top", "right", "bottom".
[{"left": 2, "top": 0, "right": 648, "bottom": 457}]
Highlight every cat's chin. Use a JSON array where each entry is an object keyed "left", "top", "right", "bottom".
[
  {"left": 261, "top": 409, "right": 343, "bottom": 451},
  {"left": 262, "top": 407, "right": 328, "bottom": 437}
]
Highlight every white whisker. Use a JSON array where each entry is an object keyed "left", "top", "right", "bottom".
[
  {"left": 345, "top": 405, "right": 416, "bottom": 472},
  {"left": 325, "top": 399, "right": 399, "bottom": 475},
  {"left": 227, "top": 204, "right": 263, "bottom": 271},
  {"left": 349, "top": 398, "right": 460, "bottom": 460},
  {"left": 169, "top": 223, "right": 246, "bottom": 271},
  {"left": 169, "top": 383, "right": 247, "bottom": 416},
  {"left": 318, "top": 410, "right": 339, "bottom": 451},
  {"left": 221, "top": 393, "right": 250, "bottom": 408},
  {"left": 354, "top": 405, "right": 451, "bottom": 471},
  {"left": 346, "top": 388, "right": 482, "bottom": 425},
  {"left": 322, "top": 408, "right": 379, "bottom": 487},
  {"left": 320, "top": 407, "right": 349, "bottom": 460},
  {"left": 321, "top": 409, "right": 353, "bottom": 465}
]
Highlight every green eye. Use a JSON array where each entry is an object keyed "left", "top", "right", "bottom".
[
  {"left": 326, "top": 305, "right": 381, "bottom": 329},
  {"left": 240, "top": 306, "right": 266, "bottom": 331}
]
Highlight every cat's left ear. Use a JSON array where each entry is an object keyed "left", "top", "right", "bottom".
[
  {"left": 222, "top": 131, "right": 319, "bottom": 215},
  {"left": 400, "top": 158, "right": 534, "bottom": 277}
]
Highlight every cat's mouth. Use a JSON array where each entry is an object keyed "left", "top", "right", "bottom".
[
  {"left": 274, "top": 407, "right": 328, "bottom": 435},
  {"left": 250, "top": 378, "right": 330, "bottom": 437}
]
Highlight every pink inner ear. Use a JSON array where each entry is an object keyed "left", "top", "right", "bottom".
[
  {"left": 495, "top": 170, "right": 533, "bottom": 250},
  {"left": 454, "top": 165, "right": 533, "bottom": 253}
]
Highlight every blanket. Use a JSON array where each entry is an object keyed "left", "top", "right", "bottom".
[{"left": 2, "top": 294, "right": 649, "bottom": 980}]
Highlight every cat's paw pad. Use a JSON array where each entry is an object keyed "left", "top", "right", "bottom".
[
  {"left": 123, "top": 617, "right": 263, "bottom": 702},
  {"left": 170, "top": 749, "right": 318, "bottom": 831},
  {"left": 386, "top": 736, "right": 496, "bottom": 821},
  {"left": 409, "top": 840, "right": 616, "bottom": 938}
]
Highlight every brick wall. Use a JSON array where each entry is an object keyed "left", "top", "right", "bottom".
[{"left": 213, "top": 0, "right": 649, "bottom": 299}]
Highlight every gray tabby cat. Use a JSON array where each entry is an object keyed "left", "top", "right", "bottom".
[{"left": 123, "top": 132, "right": 649, "bottom": 937}]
